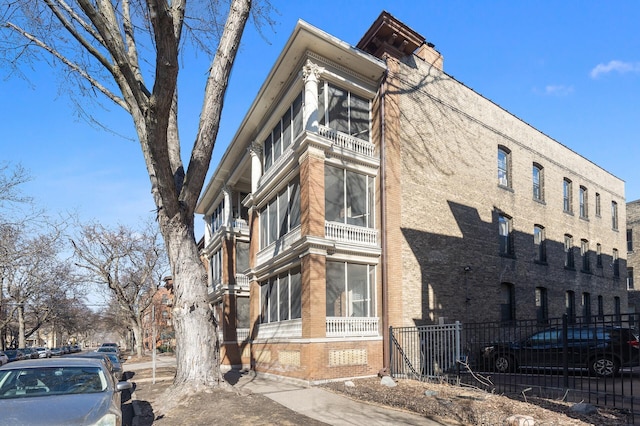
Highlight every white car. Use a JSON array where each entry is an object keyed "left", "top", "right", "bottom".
[
  {"left": 0, "top": 352, "right": 8, "bottom": 366},
  {"left": 35, "top": 347, "right": 52, "bottom": 358}
]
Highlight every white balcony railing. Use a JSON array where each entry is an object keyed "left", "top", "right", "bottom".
[
  {"left": 256, "top": 227, "right": 301, "bottom": 266},
  {"left": 234, "top": 274, "right": 250, "bottom": 289},
  {"left": 256, "top": 319, "right": 302, "bottom": 339},
  {"left": 318, "top": 125, "right": 376, "bottom": 158},
  {"left": 232, "top": 219, "right": 249, "bottom": 234},
  {"left": 326, "top": 317, "right": 379, "bottom": 337},
  {"left": 325, "top": 221, "right": 378, "bottom": 246}
]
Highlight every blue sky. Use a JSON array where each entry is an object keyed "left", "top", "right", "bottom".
[{"left": 2, "top": 1, "right": 639, "bottom": 237}]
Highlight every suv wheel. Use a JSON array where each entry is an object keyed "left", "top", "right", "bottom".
[
  {"left": 494, "top": 355, "right": 513, "bottom": 373},
  {"left": 590, "top": 356, "right": 620, "bottom": 377}
]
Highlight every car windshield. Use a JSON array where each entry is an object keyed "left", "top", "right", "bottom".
[
  {"left": 97, "top": 347, "right": 117, "bottom": 353},
  {"left": 0, "top": 367, "right": 107, "bottom": 399}
]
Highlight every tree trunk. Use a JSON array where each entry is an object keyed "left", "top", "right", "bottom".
[
  {"left": 18, "top": 304, "right": 25, "bottom": 348},
  {"left": 164, "top": 221, "right": 220, "bottom": 388},
  {"left": 131, "top": 321, "right": 144, "bottom": 357}
]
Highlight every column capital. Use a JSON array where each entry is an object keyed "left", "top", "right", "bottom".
[
  {"left": 301, "top": 59, "right": 324, "bottom": 83},
  {"left": 248, "top": 140, "right": 263, "bottom": 156}
]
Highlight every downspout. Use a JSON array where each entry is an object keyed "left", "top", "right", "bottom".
[{"left": 380, "top": 62, "right": 389, "bottom": 368}]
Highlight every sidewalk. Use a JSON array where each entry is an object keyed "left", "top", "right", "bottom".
[{"left": 127, "top": 356, "right": 444, "bottom": 426}]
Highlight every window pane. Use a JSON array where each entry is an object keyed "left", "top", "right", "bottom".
[
  {"left": 282, "top": 108, "right": 292, "bottom": 151},
  {"left": 268, "top": 199, "right": 278, "bottom": 244},
  {"left": 290, "top": 267, "right": 301, "bottom": 319},
  {"left": 264, "top": 135, "right": 272, "bottom": 171},
  {"left": 350, "top": 93, "right": 369, "bottom": 140},
  {"left": 318, "top": 83, "right": 325, "bottom": 126},
  {"left": 346, "top": 171, "right": 367, "bottom": 226},
  {"left": 269, "top": 277, "right": 278, "bottom": 323},
  {"left": 260, "top": 283, "right": 269, "bottom": 323},
  {"left": 236, "top": 242, "right": 250, "bottom": 272},
  {"left": 273, "top": 121, "right": 282, "bottom": 163},
  {"left": 532, "top": 166, "right": 541, "bottom": 200},
  {"left": 368, "top": 176, "right": 375, "bottom": 228},
  {"left": 289, "top": 176, "right": 301, "bottom": 228},
  {"left": 278, "top": 187, "right": 288, "bottom": 238},
  {"left": 237, "top": 297, "right": 250, "bottom": 328},
  {"left": 260, "top": 206, "right": 268, "bottom": 249},
  {"left": 498, "top": 215, "right": 510, "bottom": 254},
  {"left": 325, "top": 165, "right": 344, "bottom": 222},
  {"left": 279, "top": 274, "right": 289, "bottom": 321},
  {"left": 498, "top": 149, "right": 508, "bottom": 186},
  {"left": 326, "top": 262, "right": 345, "bottom": 316},
  {"left": 327, "top": 85, "right": 349, "bottom": 134},
  {"left": 348, "top": 263, "right": 369, "bottom": 317},
  {"left": 293, "top": 92, "right": 303, "bottom": 137}
]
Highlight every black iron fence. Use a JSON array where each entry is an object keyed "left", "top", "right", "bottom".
[{"left": 390, "top": 314, "right": 640, "bottom": 422}]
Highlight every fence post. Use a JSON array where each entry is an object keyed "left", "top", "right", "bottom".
[
  {"left": 562, "top": 314, "right": 569, "bottom": 388},
  {"left": 389, "top": 326, "right": 393, "bottom": 377}
]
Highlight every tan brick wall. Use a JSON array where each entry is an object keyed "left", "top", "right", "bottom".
[
  {"left": 301, "top": 253, "right": 326, "bottom": 338},
  {"left": 251, "top": 339, "right": 383, "bottom": 382},
  {"left": 627, "top": 201, "right": 640, "bottom": 312},
  {"left": 386, "top": 54, "right": 626, "bottom": 325}
]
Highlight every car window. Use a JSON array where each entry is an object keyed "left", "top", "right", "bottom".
[
  {"left": 529, "top": 330, "right": 561, "bottom": 344},
  {"left": 566, "top": 328, "right": 594, "bottom": 342},
  {"left": 0, "top": 367, "right": 107, "bottom": 399}
]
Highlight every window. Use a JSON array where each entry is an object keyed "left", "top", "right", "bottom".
[
  {"left": 236, "top": 297, "right": 250, "bottom": 329},
  {"left": 566, "top": 291, "right": 576, "bottom": 324},
  {"left": 500, "top": 282, "right": 515, "bottom": 322},
  {"left": 534, "top": 225, "right": 546, "bottom": 263},
  {"left": 612, "top": 201, "right": 619, "bottom": 230},
  {"left": 595, "top": 193, "right": 601, "bottom": 216},
  {"left": 535, "top": 287, "right": 548, "bottom": 324},
  {"left": 318, "top": 82, "right": 370, "bottom": 141},
  {"left": 325, "top": 165, "right": 375, "bottom": 228},
  {"left": 210, "top": 201, "right": 225, "bottom": 234},
  {"left": 326, "top": 262, "right": 376, "bottom": 317},
  {"left": 597, "top": 295, "right": 604, "bottom": 320},
  {"left": 259, "top": 267, "right": 301, "bottom": 323},
  {"left": 498, "top": 214, "right": 514, "bottom": 256},
  {"left": 613, "top": 248, "right": 620, "bottom": 277},
  {"left": 260, "top": 176, "right": 300, "bottom": 249},
  {"left": 615, "top": 297, "right": 621, "bottom": 323},
  {"left": 582, "top": 292, "right": 592, "bottom": 322},
  {"left": 563, "top": 178, "right": 573, "bottom": 213},
  {"left": 210, "top": 249, "right": 222, "bottom": 286},
  {"left": 498, "top": 147, "right": 510, "bottom": 188},
  {"left": 581, "top": 239, "right": 590, "bottom": 273},
  {"left": 263, "top": 92, "right": 303, "bottom": 172},
  {"left": 236, "top": 241, "right": 250, "bottom": 274},
  {"left": 579, "top": 186, "right": 588, "bottom": 218},
  {"left": 596, "top": 243, "right": 603, "bottom": 268},
  {"left": 564, "top": 234, "right": 574, "bottom": 269},
  {"left": 628, "top": 229, "right": 634, "bottom": 252},
  {"left": 532, "top": 164, "right": 543, "bottom": 201},
  {"left": 628, "top": 268, "right": 635, "bottom": 290}
]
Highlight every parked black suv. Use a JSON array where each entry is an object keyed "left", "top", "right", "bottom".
[{"left": 483, "top": 326, "right": 640, "bottom": 377}]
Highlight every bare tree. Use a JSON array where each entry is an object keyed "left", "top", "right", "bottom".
[
  {"left": 72, "top": 221, "right": 168, "bottom": 357},
  {"left": 2, "top": 0, "right": 271, "bottom": 390}
]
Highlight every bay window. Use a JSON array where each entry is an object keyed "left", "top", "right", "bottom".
[
  {"left": 318, "top": 82, "right": 370, "bottom": 141},
  {"left": 260, "top": 267, "right": 302, "bottom": 323},
  {"left": 325, "top": 165, "right": 374, "bottom": 228},
  {"left": 326, "top": 261, "right": 375, "bottom": 318}
]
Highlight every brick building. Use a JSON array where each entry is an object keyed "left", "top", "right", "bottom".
[
  {"left": 627, "top": 200, "right": 640, "bottom": 316},
  {"left": 195, "top": 12, "right": 627, "bottom": 382}
]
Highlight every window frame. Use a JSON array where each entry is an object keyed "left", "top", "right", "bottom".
[
  {"left": 612, "top": 201, "right": 619, "bottom": 230},
  {"left": 498, "top": 146, "right": 511, "bottom": 188},
  {"left": 564, "top": 234, "right": 575, "bottom": 269},
  {"left": 563, "top": 178, "right": 573, "bottom": 213},
  {"left": 534, "top": 225, "right": 546, "bottom": 263},
  {"left": 579, "top": 186, "right": 588, "bottom": 218},
  {"left": 318, "top": 81, "right": 371, "bottom": 141},
  {"left": 325, "top": 261, "right": 376, "bottom": 318},
  {"left": 532, "top": 163, "right": 544, "bottom": 201},
  {"left": 498, "top": 213, "right": 514, "bottom": 257},
  {"left": 628, "top": 267, "right": 635, "bottom": 290},
  {"left": 581, "top": 239, "right": 590, "bottom": 273}
]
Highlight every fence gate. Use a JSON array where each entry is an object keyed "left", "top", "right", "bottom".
[{"left": 389, "top": 322, "right": 462, "bottom": 380}]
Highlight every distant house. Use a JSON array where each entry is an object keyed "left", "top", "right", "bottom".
[
  {"left": 195, "top": 11, "right": 627, "bottom": 382},
  {"left": 142, "top": 276, "right": 174, "bottom": 352}
]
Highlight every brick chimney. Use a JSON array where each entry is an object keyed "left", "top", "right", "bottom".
[{"left": 357, "top": 11, "right": 443, "bottom": 70}]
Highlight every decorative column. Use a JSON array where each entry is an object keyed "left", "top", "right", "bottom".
[
  {"left": 301, "top": 60, "right": 324, "bottom": 133},
  {"left": 222, "top": 185, "right": 232, "bottom": 227},
  {"left": 249, "top": 141, "right": 263, "bottom": 194}
]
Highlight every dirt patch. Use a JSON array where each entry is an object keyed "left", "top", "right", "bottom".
[
  {"left": 129, "top": 368, "right": 327, "bottom": 426},
  {"left": 321, "top": 377, "right": 631, "bottom": 425},
  {"left": 128, "top": 364, "right": 631, "bottom": 425}
]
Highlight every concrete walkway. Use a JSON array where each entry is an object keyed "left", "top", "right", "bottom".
[{"left": 127, "top": 356, "right": 443, "bottom": 426}]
